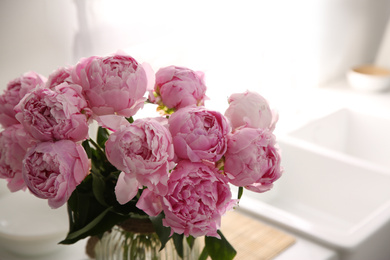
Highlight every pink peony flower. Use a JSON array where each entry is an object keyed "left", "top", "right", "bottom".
[
  {"left": 168, "top": 106, "right": 230, "bottom": 163},
  {"left": 71, "top": 54, "right": 148, "bottom": 117},
  {"left": 0, "top": 71, "right": 46, "bottom": 128},
  {"left": 0, "top": 124, "right": 36, "bottom": 192},
  {"left": 15, "top": 83, "right": 91, "bottom": 142},
  {"left": 22, "top": 140, "right": 90, "bottom": 209},
  {"left": 149, "top": 66, "right": 207, "bottom": 112},
  {"left": 161, "top": 160, "right": 236, "bottom": 238},
  {"left": 46, "top": 66, "right": 73, "bottom": 89},
  {"left": 224, "top": 90, "right": 278, "bottom": 131},
  {"left": 105, "top": 118, "right": 175, "bottom": 204},
  {"left": 224, "top": 127, "right": 282, "bottom": 192}
]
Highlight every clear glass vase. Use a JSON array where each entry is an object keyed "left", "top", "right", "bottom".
[{"left": 90, "top": 217, "right": 200, "bottom": 260}]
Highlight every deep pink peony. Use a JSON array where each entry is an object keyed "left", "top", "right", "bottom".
[
  {"left": 71, "top": 54, "right": 148, "bottom": 117},
  {"left": 168, "top": 106, "right": 230, "bottom": 163},
  {"left": 0, "top": 71, "right": 46, "bottom": 128},
  {"left": 22, "top": 140, "right": 90, "bottom": 208},
  {"left": 224, "top": 90, "right": 278, "bottom": 131},
  {"left": 105, "top": 118, "right": 175, "bottom": 204},
  {"left": 0, "top": 124, "right": 36, "bottom": 192},
  {"left": 46, "top": 66, "right": 73, "bottom": 89},
  {"left": 224, "top": 127, "right": 282, "bottom": 192},
  {"left": 15, "top": 83, "right": 91, "bottom": 142},
  {"left": 161, "top": 160, "right": 236, "bottom": 238},
  {"left": 149, "top": 66, "right": 207, "bottom": 112}
]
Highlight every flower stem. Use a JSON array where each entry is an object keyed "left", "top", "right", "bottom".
[
  {"left": 88, "top": 138, "right": 106, "bottom": 157},
  {"left": 237, "top": 187, "right": 244, "bottom": 200}
]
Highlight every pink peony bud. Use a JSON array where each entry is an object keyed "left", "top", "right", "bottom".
[
  {"left": 224, "top": 90, "right": 278, "bottom": 131},
  {"left": 149, "top": 66, "right": 207, "bottom": 113}
]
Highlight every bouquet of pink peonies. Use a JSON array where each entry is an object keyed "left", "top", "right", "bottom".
[{"left": 0, "top": 52, "right": 282, "bottom": 259}]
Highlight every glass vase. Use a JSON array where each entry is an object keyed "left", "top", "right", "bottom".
[{"left": 89, "top": 217, "right": 200, "bottom": 260}]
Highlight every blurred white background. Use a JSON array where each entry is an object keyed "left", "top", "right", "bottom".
[{"left": 0, "top": 0, "right": 390, "bottom": 111}]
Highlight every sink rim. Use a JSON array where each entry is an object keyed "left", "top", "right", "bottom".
[
  {"left": 278, "top": 135, "right": 390, "bottom": 175},
  {"left": 237, "top": 190, "right": 390, "bottom": 251},
  {"left": 280, "top": 107, "right": 390, "bottom": 172},
  {"left": 237, "top": 108, "right": 390, "bottom": 250}
]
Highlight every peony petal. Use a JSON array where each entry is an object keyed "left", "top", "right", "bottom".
[
  {"left": 115, "top": 172, "right": 140, "bottom": 205},
  {"left": 96, "top": 114, "right": 130, "bottom": 131},
  {"left": 141, "top": 62, "right": 155, "bottom": 91},
  {"left": 136, "top": 189, "right": 163, "bottom": 216}
]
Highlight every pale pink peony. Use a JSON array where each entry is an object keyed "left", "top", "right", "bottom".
[
  {"left": 136, "top": 188, "right": 164, "bottom": 217},
  {"left": 22, "top": 140, "right": 90, "bottom": 208},
  {"left": 105, "top": 118, "right": 175, "bottom": 204},
  {"left": 0, "top": 124, "right": 36, "bottom": 192},
  {"left": 224, "top": 90, "right": 278, "bottom": 131},
  {"left": 224, "top": 127, "right": 282, "bottom": 192},
  {"left": 0, "top": 71, "right": 46, "bottom": 128},
  {"left": 161, "top": 160, "right": 236, "bottom": 238},
  {"left": 46, "top": 66, "right": 73, "bottom": 89},
  {"left": 15, "top": 83, "right": 91, "bottom": 142},
  {"left": 149, "top": 66, "right": 207, "bottom": 112},
  {"left": 168, "top": 106, "right": 230, "bottom": 163},
  {"left": 71, "top": 54, "right": 148, "bottom": 117}
]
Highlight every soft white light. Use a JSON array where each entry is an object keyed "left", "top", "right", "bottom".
[{"left": 84, "top": 0, "right": 322, "bottom": 104}]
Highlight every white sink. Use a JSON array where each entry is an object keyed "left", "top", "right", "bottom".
[
  {"left": 238, "top": 108, "right": 390, "bottom": 260},
  {"left": 289, "top": 108, "right": 390, "bottom": 170}
]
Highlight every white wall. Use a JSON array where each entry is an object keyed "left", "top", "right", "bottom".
[
  {"left": 1, "top": 0, "right": 390, "bottom": 111},
  {"left": 0, "top": 0, "right": 77, "bottom": 85}
]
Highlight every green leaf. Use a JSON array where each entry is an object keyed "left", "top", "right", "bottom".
[
  {"left": 82, "top": 139, "right": 92, "bottom": 158},
  {"left": 61, "top": 207, "right": 112, "bottom": 243},
  {"left": 126, "top": 117, "right": 134, "bottom": 123},
  {"left": 97, "top": 126, "right": 110, "bottom": 148},
  {"left": 67, "top": 177, "right": 96, "bottom": 227},
  {"left": 91, "top": 172, "right": 108, "bottom": 207},
  {"left": 150, "top": 213, "right": 172, "bottom": 251},
  {"left": 172, "top": 233, "right": 184, "bottom": 258},
  {"left": 186, "top": 235, "right": 195, "bottom": 249},
  {"left": 66, "top": 202, "right": 75, "bottom": 232},
  {"left": 198, "top": 246, "right": 209, "bottom": 260},
  {"left": 238, "top": 187, "right": 244, "bottom": 200},
  {"left": 205, "top": 230, "right": 236, "bottom": 260},
  {"left": 60, "top": 206, "right": 131, "bottom": 244},
  {"left": 61, "top": 174, "right": 118, "bottom": 244}
]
